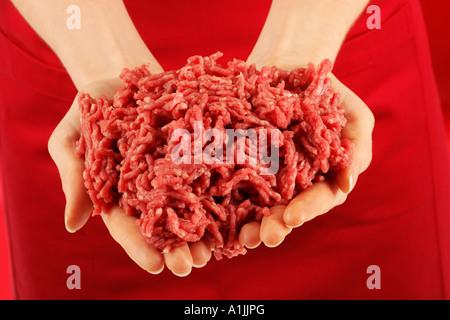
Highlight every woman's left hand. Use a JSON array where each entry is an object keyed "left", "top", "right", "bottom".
[{"left": 238, "top": 69, "right": 375, "bottom": 249}]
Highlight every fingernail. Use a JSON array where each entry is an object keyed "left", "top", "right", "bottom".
[
  {"left": 291, "top": 222, "right": 304, "bottom": 228},
  {"left": 244, "top": 241, "right": 261, "bottom": 249},
  {"left": 284, "top": 205, "right": 305, "bottom": 227},
  {"left": 264, "top": 236, "right": 290, "bottom": 248},
  {"left": 348, "top": 168, "right": 359, "bottom": 194},
  {"left": 285, "top": 220, "right": 304, "bottom": 229},
  {"left": 192, "top": 262, "right": 207, "bottom": 268},
  {"left": 64, "top": 210, "right": 76, "bottom": 233},
  {"left": 173, "top": 269, "right": 192, "bottom": 277},
  {"left": 342, "top": 165, "right": 359, "bottom": 195},
  {"left": 148, "top": 264, "right": 165, "bottom": 275},
  {"left": 264, "top": 240, "right": 282, "bottom": 248}
]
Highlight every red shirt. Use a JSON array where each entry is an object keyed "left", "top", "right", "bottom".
[{"left": 1, "top": 0, "right": 449, "bottom": 299}]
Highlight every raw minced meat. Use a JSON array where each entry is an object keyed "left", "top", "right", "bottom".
[{"left": 75, "top": 52, "right": 353, "bottom": 259}]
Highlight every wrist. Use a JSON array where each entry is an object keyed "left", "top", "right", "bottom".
[
  {"left": 65, "top": 43, "right": 161, "bottom": 90},
  {"left": 248, "top": 0, "right": 369, "bottom": 70},
  {"left": 34, "top": 0, "right": 163, "bottom": 89}
]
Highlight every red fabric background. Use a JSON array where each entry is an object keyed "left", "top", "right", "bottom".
[
  {"left": 0, "top": 0, "right": 449, "bottom": 299},
  {"left": 419, "top": 1, "right": 450, "bottom": 146}
]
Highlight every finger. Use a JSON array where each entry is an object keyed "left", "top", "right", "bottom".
[
  {"left": 340, "top": 92, "right": 374, "bottom": 182},
  {"left": 238, "top": 221, "right": 261, "bottom": 249},
  {"left": 341, "top": 94, "right": 374, "bottom": 175},
  {"left": 61, "top": 159, "right": 93, "bottom": 233},
  {"left": 163, "top": 244, "right": 193, "bottom": 277},
  {"left": 260, "top": 205, "right": 292, "bottom": 247},
  {"left": 283, "top": 180, "right": 346, "bottom": 228},
  {"left": 48, "top": 99, "right": 92, "bottom": 232},
  {"left": 101, "top": 207, "right": 164, "bottom": 274},
  {"left": 189, "top": 240, "right": 212, "bottom": 268}
]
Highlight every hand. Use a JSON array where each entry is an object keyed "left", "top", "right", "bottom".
[
  {"left": 239, "top": 70, "right": 375, "bottom": 248},
  {"left": 237, "top": 0, "right": 374, "bottom": 249},
  {"left": 48, "top": 78, "right": 213, "bottom": 277}
]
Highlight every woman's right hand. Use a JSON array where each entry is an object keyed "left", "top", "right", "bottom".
[{"left": 48, "top": 78, "right": 213, "bottom": 277}]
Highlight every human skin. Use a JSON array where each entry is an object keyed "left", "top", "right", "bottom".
[
  {"left": 241, "top": 0, "right": 373, "bottom": 249},
  {"left": 13, "top": 0, "right": 374, "bottom": 277}
]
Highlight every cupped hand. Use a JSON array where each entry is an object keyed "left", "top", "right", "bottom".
[
  {"left": 48, "top": 78, "right": 212, "bottom": 277},
  {"left": 239, "top": 70, "right": 375, "bottom": 248}
]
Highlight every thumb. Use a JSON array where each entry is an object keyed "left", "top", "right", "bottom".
[
  {"left": 48, "top": 98, "right": 92, "bottom": 232},
  {"left": 329, "top": 75, "right": 374, "bottom": 194},
  {"left": 61, "top": 158, "right": 92, "bottom": 233}
]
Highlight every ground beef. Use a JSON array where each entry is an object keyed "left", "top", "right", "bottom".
[{"left": 75, "top": 52, "right": 353, "bottom": 259}]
